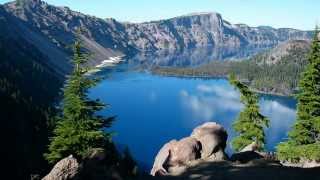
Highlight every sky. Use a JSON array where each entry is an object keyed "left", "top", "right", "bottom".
[{"left": 0, "top": 0, "right": 319, "bottom": 30}]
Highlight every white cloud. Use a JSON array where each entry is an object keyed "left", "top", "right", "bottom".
[
  {"left": 180, "top": 83, "right": 243, "bottom": 122},
  {"left": 180, "top": 84, "right": 296, "bottom": 144},
  {"left": 197, "top": 84, "right": 239, "bottom": 100},
  {"left": 180, "top": 82, "right": 297, "bottom": 150},
  {"left": 260, "top": 100, "right": 296, "bottom": 143}
]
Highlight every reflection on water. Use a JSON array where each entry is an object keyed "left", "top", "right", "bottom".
[
  {"left": 180, "top": 84, "right": 242, "bottom": 123},
  {"left": 179, "top": 83, "right": 296, "bottom": 154},
  {"left": 89, "top": 70, "right": 296, "bottom": 171},
  {"left": 129, "top": 45, "right": 273, "bottom": 67},
  {"left": 260, "top": 98, "right": 296, "bottom": 150}
]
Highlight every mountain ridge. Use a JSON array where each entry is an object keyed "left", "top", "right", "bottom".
[{"left": 0, "top": 0, "right": 314, "bottom": 72}]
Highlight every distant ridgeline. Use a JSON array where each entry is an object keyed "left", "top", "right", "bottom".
[
  {"left": 0, "top": 0, "right": 313, "bottom": 70},
  {"left": 153, "top": 40, "right": 311, "bottom": 96}
]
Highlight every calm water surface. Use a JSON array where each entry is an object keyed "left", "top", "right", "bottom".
[{"left": 89, "top": 66, "right": 297, "bottom": 170}]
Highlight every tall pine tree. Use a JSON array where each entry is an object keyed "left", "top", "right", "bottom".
[
  {"left": 277, "top": 28, "right": 320, "bottom": 162},
  {"left": 291, "top": 28, "right": 320, "bottom": 145},
  {"left": 229, "top": 74, "right": 269, "bottom": 152},
  {"left": 45, "top": 39, "right": 113, "bottom": 164}
]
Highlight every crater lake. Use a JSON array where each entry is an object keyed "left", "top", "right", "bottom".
[{"left": 89, "top": 64, "right": 297, "bottom": 171}]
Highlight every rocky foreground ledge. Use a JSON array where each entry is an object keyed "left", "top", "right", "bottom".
[
  {"left": 149, "top": 122, "right": 320, "bottom": 180},
  {"left": 42, "top": 122, "right": 320, "bottom": 180}
]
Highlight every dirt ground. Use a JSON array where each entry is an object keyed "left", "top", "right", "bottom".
[{"left": 143, "top": 159, "right": 320, "bottom": 180}]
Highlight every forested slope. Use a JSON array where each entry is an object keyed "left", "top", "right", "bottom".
[
  {"left": 153, "top": 40, "right": 310, "bottom": 96},
  {"left": 0, "top": 10, "right": 63, "bottom": 178}
]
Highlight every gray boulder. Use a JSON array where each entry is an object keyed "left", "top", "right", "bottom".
[
  {"left": 151, "top": 137, "right": 201, "bottom": 176},
  {"left": 151, "top": 122, "right": 228, "bottom": 176},
  {"left": 191, "top": 122, "right": 228, "bottom": 159},
  {"left": 150, "top": 140, "right": 177, "bottom": 176},
  {"left": 42, "top": 155, "right": 80, "bottom": 180},
  {"left": 168, "top": 137, "right": 202, "bottom": 167}
]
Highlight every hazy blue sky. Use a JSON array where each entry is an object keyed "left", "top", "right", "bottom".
[{"left": 0, "top": 0, "right": 319, "bottom": 30}]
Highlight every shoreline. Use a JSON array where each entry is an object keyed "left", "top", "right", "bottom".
[
  {"left": 96, "top": 55, "right": 125, "bottom": 68},
  {"left": 87, "top": 55, "right": 125, "bottom": 74},
  {"left": 151, "top": 71, "right": 293, "bottom": 97}
]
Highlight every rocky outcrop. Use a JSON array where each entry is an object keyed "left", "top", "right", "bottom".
[
  {"left": 42, "top": 148, "right": 136, "bottom": 180},
  {"left": 151, "top": 122, "right": 228, "bottom": 176},
  {"left": 42, "top": 155, "right": 80, "bottom": 180},
  {"left": 150, "top": 140, "right": 320, "bottom": 180}
]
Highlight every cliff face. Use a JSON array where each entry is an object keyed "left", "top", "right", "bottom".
[
  {"left": 1, "top": 0, "right": 314, "bottom": 71},
  {"left": 125, "top": 13, "right": 312, "bottom": 54},
  {"left": 2, "top": 0, "right": 135, "bottom": 74},
  {"left": 125, "top": 13, "right": 243, "bottom": 52}
]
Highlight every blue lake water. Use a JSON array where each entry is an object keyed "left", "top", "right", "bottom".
[{"left": 89, "top": 67, "right": 297, "bottom": 171}]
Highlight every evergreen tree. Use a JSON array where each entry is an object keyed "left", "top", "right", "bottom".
[
  {"left": 44, "top": 39, "right": 113, "bottom": 164},
  {"left": 229, "top": 74, "right": 269, "bottom": 152},
  {"left": 291, "top": 28, "right": 320, "bottom": 145},
  {"left": 277, "top": 28, "right": 320, "bottom": 162}
]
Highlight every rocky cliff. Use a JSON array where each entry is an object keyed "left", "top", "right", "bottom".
[
  {"left": 126, "top": 13, "right": 312, "bottom": 53},
  {"left": 1, "top": 0, "right": 314, "bottom": 72},
  {"left": 2, "top": 0, "right": 134, "bottom": 74}
]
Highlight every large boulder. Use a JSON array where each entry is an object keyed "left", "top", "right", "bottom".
[
  {"left": 42, "top": 155, "right": 81, "bottom": 180},
  {"left": 168, "top": 137, "right": 202, "bottom": 167},
  {"left": 150, "top": 140, "right": 177, "bottom": 176},
  {"left": 151, "top": 122, "right": 228, "bottom": 176},
  {"left": 191, "top": 122, "right": 228, "bottom": 159},
  {"left": 43, "top": 149, "right": 125, "bottom": 180},
  {"left": 150, "top": 137, "right": 201, "bottom": 176}
]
